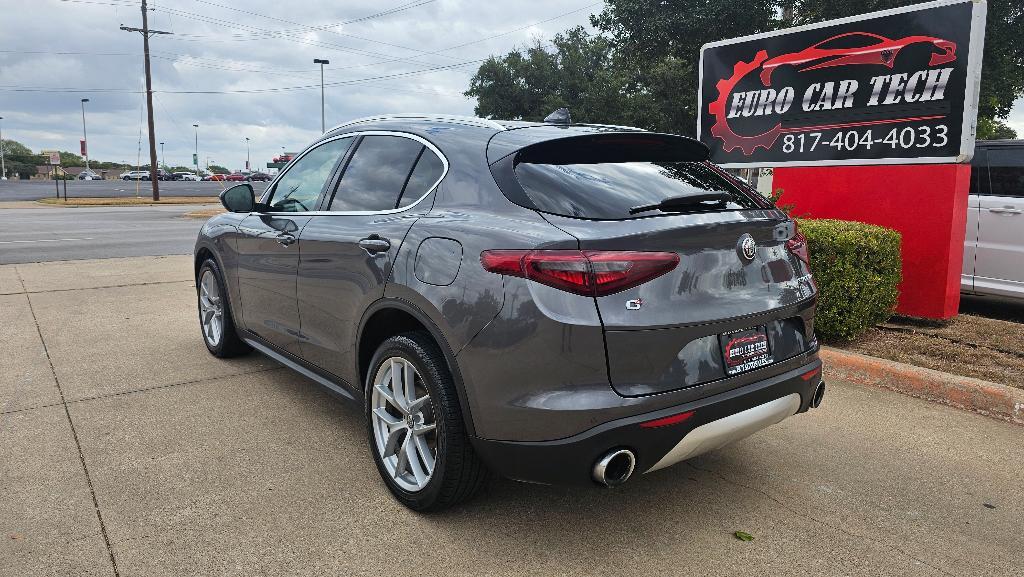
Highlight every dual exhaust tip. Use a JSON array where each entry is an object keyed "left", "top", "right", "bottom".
[
  {"left": 810, "top": 381, "right": 826, "bottom": 409},
  {"left": 593, "top": 449, "right": 636, "bottom": 487},
  {"left": 594, "top": 382, "right": 825, "bottom": 487}
]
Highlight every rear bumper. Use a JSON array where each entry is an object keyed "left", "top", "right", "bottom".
[{"left": 470, "top": 355, "right": 822, "bottom": 486}]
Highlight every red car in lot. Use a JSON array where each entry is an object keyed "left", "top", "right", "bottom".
[
  {"left": 225, "top": 173, "right": 246, "bottom": 182},
  {"left": 204, "top": 174, "right": 228, "bottom": 181}
]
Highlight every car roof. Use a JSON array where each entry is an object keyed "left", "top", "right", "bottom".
[
  {"left": 320, "top": 113, "right": 659, "bottom": 165},
  {"left": 976, "top": 139, "right": 1023, "bottom": 148}
]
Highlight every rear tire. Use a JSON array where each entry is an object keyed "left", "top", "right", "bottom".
[
  {"left": 365, "top": 332, "right": 488, "bottom": 511},
  {"left": 196, "top": 259, "right": 251, "bottom": 358}
]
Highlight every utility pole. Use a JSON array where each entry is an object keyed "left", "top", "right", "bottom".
[
  {"left": 245, "top": 137, "right": 250, "bottom": 172},
  {"left": 193, "top": 123, "right": 199, "bottom": 175},
  {"left": 159, "top": 141, "right": 164, "bottom": 169},
  {"left": 0, "top": 116, "right": 6, "bottom": 181},
  {"left": 313, "top": 58, "right": 329, "bottom": 133},
  {"left": 80, "top": 99, "right": 90, "bottom": 172},
  {"left": 120, "top": 0, "right": 170, "bottom": 200}
]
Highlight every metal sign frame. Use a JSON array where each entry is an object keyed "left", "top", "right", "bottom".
[{"left": 697, "top": 0, "right": 988, "bottom": 168}]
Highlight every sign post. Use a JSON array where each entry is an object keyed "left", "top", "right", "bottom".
[{"left": 698, "top": 0, "right": 987, "bottom": 319}]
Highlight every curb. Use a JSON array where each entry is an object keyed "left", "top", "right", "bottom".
[{"left": 821, "top": 346, "right": 1024, "bottom": 426}]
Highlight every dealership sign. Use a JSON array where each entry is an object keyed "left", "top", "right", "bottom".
[{"left": 698, "top": 0, "right": 987, "bottom": 167}]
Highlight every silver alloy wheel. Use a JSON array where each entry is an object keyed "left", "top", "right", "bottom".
[
  {"left": 198, "top": 269, "right": 224, "bottom": 347},
  {"left": 370, "top": 357, "right": 437, "bottom": 492}
]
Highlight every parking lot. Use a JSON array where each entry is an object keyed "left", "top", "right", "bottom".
[{"left": 2, "top": 253, "right": 1021, "bottom": 576}]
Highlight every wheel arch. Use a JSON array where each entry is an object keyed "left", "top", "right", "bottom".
[{"left": 357, "top": 298, "right": 478, "bottom": 437}]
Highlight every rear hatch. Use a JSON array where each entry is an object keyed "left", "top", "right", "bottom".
[{"left": 490, "top": 130, "right": 817, "bottom": 396}]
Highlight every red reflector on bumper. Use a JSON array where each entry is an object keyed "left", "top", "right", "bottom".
[
  {"left": 639, "top": 410, "right": 695, "bottom": 429},
  {"left": 800, "top": 367, "right": 821, "bottom": 381}
]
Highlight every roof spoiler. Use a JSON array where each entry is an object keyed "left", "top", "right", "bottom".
[{"left": 515, "top": 133, "right": 710, "bottom": 165}]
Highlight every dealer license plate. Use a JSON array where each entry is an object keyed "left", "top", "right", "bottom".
[{"left": 720, "top": 326, "right": 773, "bottom": 375}]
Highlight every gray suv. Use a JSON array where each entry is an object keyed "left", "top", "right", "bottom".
[{"left": 194, "top": 114, "right": 822, "bottom": 510}]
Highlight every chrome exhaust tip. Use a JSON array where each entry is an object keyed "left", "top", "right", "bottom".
[
  {"left": 810, "top": 381, "right": 826, "bottom": 409},
  {"left": 593, "top": 449, "right": 636, "bottom": 487}
]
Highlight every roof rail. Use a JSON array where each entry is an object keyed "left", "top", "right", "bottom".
[{"left": 328, "top": 114, "right": 506, "bottom": 132}]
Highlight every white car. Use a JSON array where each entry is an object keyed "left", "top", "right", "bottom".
[
  {"left": 78, "top": 170, "right": 102, "bottom": 180},
  {"left": 174, "top": 172, "right": 201, "bottom": 181},
  {"left": 120, "top": 171, "right": 149, "bottom": 181},
  {"left": 962, "top": 139, "right": 1024, "bottom": 299}
]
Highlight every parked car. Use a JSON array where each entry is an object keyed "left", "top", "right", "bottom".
[
  {"left": 246, "top": 172, "right": 272, "bottom": 182},
  {"left": 963, "top": 139, "right": 1024, "bottom": 298},
  {"left": 194, "top": 113, "right": 821, "bottom": 511},
  {"left": 203, "top": 174, "right": 228, "bottom": 181},
  {"left": 225, "top": 173, "right": 246, "bottom": 182},
  {"left": 78, "top": 169, "right": 102, "bottom": 180},
  {"left": 173, "top": 172, "right": 201, "bottom": 181},
  {"left": 121, "top": 171, "right": 148, "bottom": 181}
]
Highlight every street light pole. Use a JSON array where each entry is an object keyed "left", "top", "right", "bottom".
[
  {"left": 159, "top": 141, "right": 164, "bottom": 170},
  {"left": 193, "top": 123, "right": 199, "bottom": 175},
  {"left": 0, "top": 116, "right": 6, "bottom": 181},
  {"left": 313, "top": 58, "right": 329, "bottom": 133},
  {"left": 80, "top": 98, "right": 90, "bottom": 172},
  {"left": 245, "top": 137, "right": 250, "bottom": 172}
]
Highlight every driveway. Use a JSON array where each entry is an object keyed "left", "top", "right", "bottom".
[{"left": 1, "top": 255, "right": 1019, "bottom": 576}]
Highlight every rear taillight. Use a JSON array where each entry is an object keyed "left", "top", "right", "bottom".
[
  {"left": 480, "top": 250, "right": 680, "bottom": 297},
  {"left": 785, "top": 225, "right": 810, "bottom": 265}
]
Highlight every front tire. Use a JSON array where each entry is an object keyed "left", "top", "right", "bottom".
[
  {"left": 197, "top": 259, "right": 250, "bottom": 358},
  {"left": 366, "top": 332, "right": 488, "bottom": 511}
]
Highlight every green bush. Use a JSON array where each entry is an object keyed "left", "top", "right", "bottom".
[{"left": 797, "top": 219, "right": 902, "bottom": 342}]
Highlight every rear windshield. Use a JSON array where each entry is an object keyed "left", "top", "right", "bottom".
[{"left": 514, "top": 160, "right": 760, "bottom": 220}]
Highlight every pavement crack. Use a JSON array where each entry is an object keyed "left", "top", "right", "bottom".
[
  {"left": 17, "top": 268, "right": 122, "bottom": 577},
  {"left": 66, "top": 366, "right": 285, "bottom": 405},
  {"left": 20, "top": 279, "right": 193, "bottom": 295},
  {"left": 684, "top": 461, "right": 956, "bottom": 577}
]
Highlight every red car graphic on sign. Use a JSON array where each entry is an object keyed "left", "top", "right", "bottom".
[{"left": 759, "top": 32, "right": 956, "bottom": 86}]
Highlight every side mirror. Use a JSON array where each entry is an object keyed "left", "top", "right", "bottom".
[{"left": 220, "top": 183, "right": 255, "bottom": 213}]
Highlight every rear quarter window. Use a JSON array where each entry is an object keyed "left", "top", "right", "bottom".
[{"left": 513, "top": 160, "right": 761, "bottom": 220}]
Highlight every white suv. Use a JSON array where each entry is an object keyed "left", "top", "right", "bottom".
[
  {"left": 174, "top": 172, "right": 200, "bottom": 181},
  {"left": 963, "top": 140, "right": 1024, "bottom": 298}
]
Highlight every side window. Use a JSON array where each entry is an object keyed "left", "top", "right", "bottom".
[
  {"left": 329, "top": 135, "right": 423, "bottom": 212},
  {"left": 266, "top": 137, "right": 353, "bottom": 212},
  {"left": 969, "top": 148, "right": 988, "bottom": 196},
  {"left": 397, "top": 148, "right": 445, "bottom": 208},
  {"left": 987, "top": 148, "right": 1024, "bottom": 198}
]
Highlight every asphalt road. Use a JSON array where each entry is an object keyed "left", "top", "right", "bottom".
[
  {"left": 0, "top": 179, "right": 269, "bottom": 202},
  {"left": 0, "top": 204, "right": 209, "bottom": 264},
  {"left": 1, "top": 254, "right": 1020, "bottom": 577}
]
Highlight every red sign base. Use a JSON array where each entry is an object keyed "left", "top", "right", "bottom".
[{"left": 773, "top": 164, "right": 970, "bottom": 319}]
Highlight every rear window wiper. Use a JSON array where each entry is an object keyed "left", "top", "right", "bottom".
[{"left": 629, "top": 192, "right": 732, "bottom": 215}]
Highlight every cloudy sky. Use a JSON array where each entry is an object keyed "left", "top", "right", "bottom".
[
  {"left": 0, "top": 0, "right": 599, "bottom": 171},
  {"left": 1, "top": 0, "right": 1021, "bottom": 173}
]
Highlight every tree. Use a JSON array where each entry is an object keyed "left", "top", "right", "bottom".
[
  {"left": 466, "top": 0, "right": 1024, "bottom": 137},
  {"left": 977, "top": 117, "right": 1018, "bottom": 140},
  {"left": 0, "top": 139, "right": 39, "bottom": 177},
  {"left": 58, "top": 151, "right": 84, "bottom": 167},
  {"left": 208, "top": 164, "right": 229, "bottom": 174}
]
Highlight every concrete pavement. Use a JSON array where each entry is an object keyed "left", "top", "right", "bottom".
[{"left": 1, "top": 255, "right": 1020, "bottom": 576}]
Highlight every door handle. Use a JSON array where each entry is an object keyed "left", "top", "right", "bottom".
[
  {"left": 358, "top": 235, "right": 391, "bottom": 254},
  {"left": 276, "top": 233, "right": 297, "bottom": 246},
  {"left": 988, "top": 207, "right": 1022, "bottom": 215}
]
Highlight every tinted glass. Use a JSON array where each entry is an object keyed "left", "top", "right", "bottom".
[
  {"left": 987, "top": 148, "right": 1024, "bottom": 198},
  {"left": 267, "top": 138, "right": 352, "bottom": 212},
  {"left": 330, "top": 135, "right": 423, "bottom": 211},
  {"left": 397, "top": 148, "right": 444, "bottom": 208},
  {"left": 514, "top": 161, "right": 760, "bottom": 220}
]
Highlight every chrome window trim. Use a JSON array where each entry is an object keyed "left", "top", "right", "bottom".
[
  {"left": 258, "top": 130, "right": 449, "bottom": 217},
  {"left": 329, "top": 113, "right": 505, "bottom": 133}
]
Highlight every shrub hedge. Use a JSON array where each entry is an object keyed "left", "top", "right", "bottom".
[{"left": 797, "top": 219, "right": 902, "bottom": 342}]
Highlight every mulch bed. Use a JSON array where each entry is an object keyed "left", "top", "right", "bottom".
[{"left": 840, "top": 313, "right": 1024, "bottom": 390}]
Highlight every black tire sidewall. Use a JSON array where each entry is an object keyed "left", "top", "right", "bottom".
[{"left": 364, "top": 334, "right": 454, "bottom": 510}]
